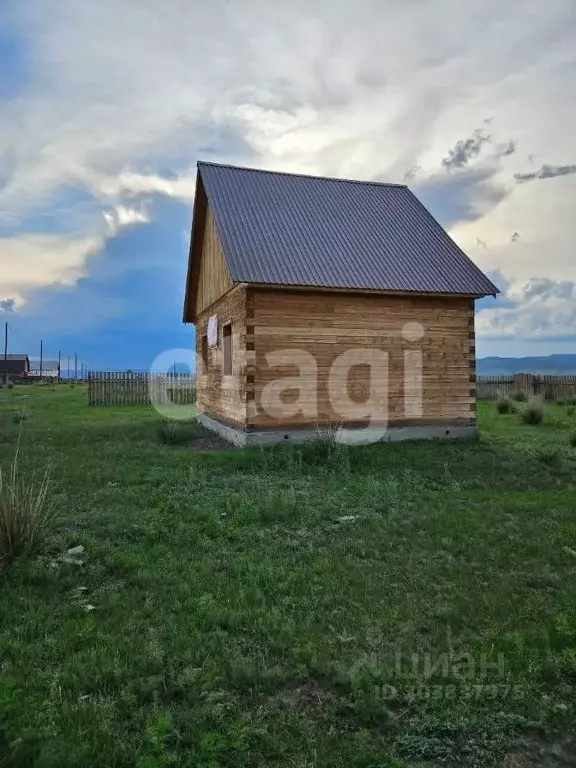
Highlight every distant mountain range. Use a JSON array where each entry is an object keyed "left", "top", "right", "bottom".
[{"left": 478, "top": 354, "right": 576, "bottom": 376}]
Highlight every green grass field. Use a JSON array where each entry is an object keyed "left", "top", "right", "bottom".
[{"left": 1, "top": 386, "right": 576, "bottom": 767}]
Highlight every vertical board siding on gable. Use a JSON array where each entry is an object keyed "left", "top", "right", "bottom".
[
  {"left": 195, "top": 284, "right": 248, "bottom": 427},
  {"left": 195, "top": 204, "right": 234, "bottom": 316},
  {"left": 247, "top": 288, "right": 475, "bottom": 427}
]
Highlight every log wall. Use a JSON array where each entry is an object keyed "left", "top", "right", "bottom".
[
  {"left": 246, "top": 288, "right": 476, "bottom": 428},
  {"left": 195, "top": 284, "right": 248, "bottom": 426}
]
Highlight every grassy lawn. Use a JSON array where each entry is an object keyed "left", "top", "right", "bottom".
[{"left": 1, "top": 385, "right": 576, "bottom": 767}]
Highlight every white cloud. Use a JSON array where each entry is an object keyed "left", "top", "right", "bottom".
[
  {"left": 0, "top": 201, "right": 151, "bottom": 306},
  {"left": 94, "top": 171, "right": 197, "bottom": 201},
  {"left": 477, "top": 278, "right": 576, "bottom": 338},
  {"left": 1, "top": 0, "right": 575, "bottom": 349},
  {"left": 103, "top": 203, "right": 151, "bottom": 236},
  {"left": 0, "top": 233, "right": 104, "bottom": 307},
  {"left": 450, "top": 174, "right": 576, "bottom": 285},
  {"left": 4, "top": 0, "right": 574, "bottom": 207}
]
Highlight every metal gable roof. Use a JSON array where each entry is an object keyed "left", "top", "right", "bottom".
[{"left": 197, "top": 161, "right": 499, "bottom": 297}]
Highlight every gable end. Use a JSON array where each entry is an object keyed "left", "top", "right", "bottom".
[{"left": 183, "top": 175, "right": 234, "bottom": 322}]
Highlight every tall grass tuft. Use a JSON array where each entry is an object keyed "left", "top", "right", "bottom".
[
  {"left": 569, "top": 432, "right": 576, "bottom": 448},
  {"left": 512, "top": 392, "right": 528, "bottom": 403},
  {"left": 156, "top": 419, "right": 198, "bottom": 445},
  {"left": 307, "top": 425, "right": 341, "bottom": 460},
  {"left": 0, "top": 444, "right": 56, "bottom": 569},
  {"left": 12, "top": 408, "right": 27, "bottom": 424},
  {"left": 533, "top": 446, "right": 562, "bottom": 468},
  {"left": 260, "top": 425, "right": 352, "bottom": 474},
  {"left": 519, "top": 397, "right": 546, "bottom": 426},
  {"left": 496, "top": 398, "right": 514, "bottom": 415}
]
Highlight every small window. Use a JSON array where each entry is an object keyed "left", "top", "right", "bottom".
[
  {"left": 201, "top": 334, "right": 208, "bottom": 372},
  {"left": 223, "top": 323, "right": 232, "bottom": 376}
]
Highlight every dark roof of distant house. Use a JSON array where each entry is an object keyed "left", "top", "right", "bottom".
[
  {"left": 0, "top": 354, "right": 30, "bottom": 372},
  {"left": 195, "top": 161, "right": 499, "bottom": 297}
]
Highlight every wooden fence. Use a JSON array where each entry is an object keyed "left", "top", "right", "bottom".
[
  {"left": 87, "top": 370, "right": 575, "bottom": 406},
  {"left": 477, "top": 374, "right": 576, "bottom": 400},
  {"left": 476, "top": 376, "right": 515, "bottom": 400},
  {"left": 88, "top": 371, "right": 196, "bottom": 406}
]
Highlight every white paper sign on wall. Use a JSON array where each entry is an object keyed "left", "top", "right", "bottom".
[{"left": 207, "top": 315, "right": 218, "bottom": 347}]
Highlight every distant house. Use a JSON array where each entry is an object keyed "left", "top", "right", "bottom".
[
  {"left": 29, "top": 360, "right": 60, "bottom": 378},
  {"left": 0, "top": 354, "right": 30, "bottom": 378},
  {"left": 183, "top": 161, "right": 498, "bottom": 446}
]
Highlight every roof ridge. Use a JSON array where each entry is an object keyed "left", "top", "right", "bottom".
[{"left": 197, "top": 160, "right": 408, "bottom": 190}]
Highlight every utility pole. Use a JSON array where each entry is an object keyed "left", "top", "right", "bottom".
[
  {"left": 40, "top": 340, "right": 43, "bottom": 379},
  {"left": 74, "top": 353, "right": 78, "bottom": 381},
  {"left": 58, "top": 350, "right": 61, "bottom": 382},
  {"left": 3, "top": 322, "right": 7, "bottom": 386},
  {"left": 67, "top": 356, "right": 71, "bottom": 381}
]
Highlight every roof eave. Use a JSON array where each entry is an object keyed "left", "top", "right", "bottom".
[
  {"left": 182, "top": 171, "right": 205, "bottom": 323},
  {"left": 242, "top": 281, "right": 498, "bottom": 299}
]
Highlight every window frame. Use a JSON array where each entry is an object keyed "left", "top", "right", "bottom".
[
  {"left": 222, "top": 321, "right": 233, "bottom": 376},
  {"left": 201, "top": 334, "right": 209, "bottom": 374}
]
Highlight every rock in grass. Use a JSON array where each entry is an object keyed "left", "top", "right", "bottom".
[{"left": 60, "top": 556, "right": 84, "bottom": 565}]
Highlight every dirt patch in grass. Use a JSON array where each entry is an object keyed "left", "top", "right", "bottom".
[
  {"left": 186, "top": 429, "right": 235, "bottom": 451},
  {"left": 266, "top": 677, "right": 338, "bottom": 715}
]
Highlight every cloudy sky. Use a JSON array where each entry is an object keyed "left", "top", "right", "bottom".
[{"left": 1, "top": 0, "right": 575, "bottom": 370}]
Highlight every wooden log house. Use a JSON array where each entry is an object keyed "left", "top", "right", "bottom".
[{"left": 183, "top": 162, "right": 498, "bottom": 446}]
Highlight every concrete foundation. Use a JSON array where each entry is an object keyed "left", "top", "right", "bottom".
[{"left": 196, "top": 411, "right": 478, "bottom": 448}]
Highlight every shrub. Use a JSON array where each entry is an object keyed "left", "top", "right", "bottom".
[
  {"left": 566, "top": 397, "right": 576, "bottom": 406},
  {"left": 567, "top": 407, "right": 575, "bottom": 417},
  {"left": 534, "top": 446, "right": 562, "bottom": 468},
  {"left": 556, "top": 398, "right": 566, "bottom": 407},
  {"left": 512, "top": 391, "right": 528, "bottom": 403},
  {"left": 7, "top": 382, "right": 13, "bottom": 390},
  {"left": 569, "top": 432, "right": 576, "bottom": 448},
  {"left": 519, "top": 397, "right": 546, "bottom": 426},
  {"left": 0, "top": 448, "right": 56, "bottom": 568},
  {"left": 12, "top": 409, "right": 27, "bottom": 424},
  {"left": 496, "top": 398, "right": 513, "bottom": 415},
  {"left": 156, "top": 419, "right": 198, "bottom": 445}
]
